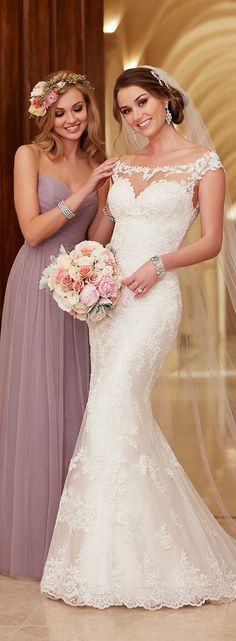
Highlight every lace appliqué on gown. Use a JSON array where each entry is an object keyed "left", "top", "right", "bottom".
[{"left": 41, "top": 150, "right": 236, "bottom": 609}]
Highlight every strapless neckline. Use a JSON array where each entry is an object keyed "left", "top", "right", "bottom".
[{"left": 38, "top": 175, "right": 72, "bottom": 192}]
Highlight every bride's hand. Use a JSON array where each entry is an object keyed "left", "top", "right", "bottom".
[
  {"left": 83, "top": 157, "right": 119, "bottom": 195},
  {"left": 122, "top": 261, "right": 158, "bottom": 297}
]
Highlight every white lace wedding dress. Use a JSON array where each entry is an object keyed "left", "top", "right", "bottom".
[{"left": 41, "top": 150, "right": 236, "bottom": 609}]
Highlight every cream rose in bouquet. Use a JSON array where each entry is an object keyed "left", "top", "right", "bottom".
[{"left": 39, "top": 241, "right": 122, "bottom": 323}]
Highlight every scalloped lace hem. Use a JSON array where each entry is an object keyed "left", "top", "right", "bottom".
[{"left": 40, "top": 589, "right": 236, "bottom": 610}]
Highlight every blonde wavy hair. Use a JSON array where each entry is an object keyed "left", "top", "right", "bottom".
[{"left": 33, "top": 71, "right": 104, "bottom": 160}]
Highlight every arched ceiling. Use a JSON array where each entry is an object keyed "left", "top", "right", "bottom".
[{"left": 104, "top": 0, "right": 236, "bottom": 200}]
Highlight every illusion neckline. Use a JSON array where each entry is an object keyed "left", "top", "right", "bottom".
[{"left": 116, "top": 149, "right": 214, "bottom": 173}]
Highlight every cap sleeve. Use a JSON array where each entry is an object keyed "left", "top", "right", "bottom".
[
  {"left": 112, "top": 160, "right": 121, "bottom": 183},
  {"left": 195, "top": 150, "right": 224, "bottom": 181}
]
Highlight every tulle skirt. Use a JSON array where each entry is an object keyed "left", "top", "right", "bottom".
[{"left": 0, "top": 243, "right": 90, "bottom": 579}]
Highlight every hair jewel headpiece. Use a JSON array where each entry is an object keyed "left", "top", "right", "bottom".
[
  {"left": 150, "top": 69, "right": 170, "bottom": 90},
  {"left": 28, "top": 71, "right": 94, "bottom": 118}
]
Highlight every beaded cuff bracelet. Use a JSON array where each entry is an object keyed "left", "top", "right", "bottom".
[
  {"left": 150, "top": 255, "right": 166, "bottom": 279},
  {"left": 103, "top": 206, "right": 115, "bottom": 223},
  {"left": 58, "top": 200, "right": 75, "bottom": 220}
]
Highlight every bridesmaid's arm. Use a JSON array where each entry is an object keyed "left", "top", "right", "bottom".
[
  {"left": 88, "top": 184, "right": 114, "bottom": 245},
  {"left": 14, "top": 146, "right": 116, "bottom": 247}
]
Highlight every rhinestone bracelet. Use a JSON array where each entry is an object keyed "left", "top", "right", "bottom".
[
  {"left": 57, "top": 200, "right": 75, "bottom": 220},
  {"left": 103, "top": 206, "right": 115, "bottom": 223},
  {"left": 150, "top": 255, "right": 166, "bottom": 279}
]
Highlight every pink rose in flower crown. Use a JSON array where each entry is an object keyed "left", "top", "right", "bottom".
[
  {"left": 55, "top": 267, "right": 68, "bottom": 283},
  {"left": 32, "top": 96, "right": 43, "bottom": 108},
  {"left": 80, "top": 284, "right": 99, "bottom": 307},
  {"left": 61, "top": 275, "right": 73, "bottom": 291},
  {"left": 78, "top": 265, "right": 93, "bottom": 279},
  {"left": 45, "top": 91, "right": 58, "bottom": 107},
  {"left": 97, "top": 276, "right": 119, "bottom": 299}
]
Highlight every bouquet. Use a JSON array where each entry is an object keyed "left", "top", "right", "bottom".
[{"left": 39, "top": 241, "right": 122, "bottom": 323}]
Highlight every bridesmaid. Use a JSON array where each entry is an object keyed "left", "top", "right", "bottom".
[{"left": 0, "top": 70, "right": 116, "bottom": 580}]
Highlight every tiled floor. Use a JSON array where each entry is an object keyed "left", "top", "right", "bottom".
[{"left": 0, "top": 575, "right": 236, "bottom": 641}]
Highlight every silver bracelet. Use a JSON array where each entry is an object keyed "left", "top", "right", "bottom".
[
  {"left": 103, "top": 206, "right": 115, "bottom": 223},
  {"left": 150, "top": 255, "right": 166, "bottom": 279},
  {"left": 57, "top": 200, "right": 75, "bottom": 220}
]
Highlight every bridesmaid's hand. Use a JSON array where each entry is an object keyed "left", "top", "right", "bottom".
[
  {"left": 83, "top": 157, "right": 119, "bottom": 195},
  {"left": 122, "top": 261, "right": 158, "bottom": 298}
]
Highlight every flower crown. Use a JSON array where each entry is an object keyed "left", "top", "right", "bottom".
[{"left": 28, "top": 72, "right": 94, "bottom": 118}]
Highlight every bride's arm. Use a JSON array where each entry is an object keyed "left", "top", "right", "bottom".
[
  {"left": 161, "top": 168, "right": 225, "bottom": 270},
  {"left": 123, "top": 168, "right": 225, "bottom": 297}
]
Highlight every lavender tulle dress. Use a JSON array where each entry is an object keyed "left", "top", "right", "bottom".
[{"left": 0, "top": 176, "right": 97, "bottom": 580}]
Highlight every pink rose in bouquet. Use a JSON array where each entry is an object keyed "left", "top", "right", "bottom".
[
  {"left": 55, "top": 267, "right": 67, "bottom": 283},
  {"left": 80, "top": 246, "right": 94, "bottom": 256},
  {"left": 78, "top": 265, "right": 93, "bottom": 278},
  {"left": 72, "top": 280, "right": 84, "bottom": 293},
  {"left": 88, "top": 271, "right": 103, "bottom": 285},
  {"left": 80, "top": 284, "right": 100, "bottom": 307},
  {"left": 97, "top": 276, "right": 118, "bottom": 299},
  {"left": 106, "top": 249, "right": 116, "bottom": 265},
  {"left": 39, "top": 241, "right": 122, "bottom": 323},
  {"left": 61, "top": 275, "right": 73, "bottom": 291}
]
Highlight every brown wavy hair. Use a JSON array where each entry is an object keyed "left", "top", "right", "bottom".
[
  {"left": 33, "top": 71, "right": 104, "bottom": 160},
  {"left": 113, "top": 67, "right": 185, "bottom": 128}
]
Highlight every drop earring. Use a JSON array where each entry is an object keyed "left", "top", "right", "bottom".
[{"left": 165, "top": 103, "right": 172, "bottom": 125}]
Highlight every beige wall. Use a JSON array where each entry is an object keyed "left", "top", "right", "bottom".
[{"left": 104, "top": 0, "right": 236, "bottom": 201}]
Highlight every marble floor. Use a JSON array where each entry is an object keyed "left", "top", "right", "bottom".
[{"left": 0, "top": 574, "right": 236, "bottom": 641}]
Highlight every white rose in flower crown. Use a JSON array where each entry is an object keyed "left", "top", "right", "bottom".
[
  {"left": 30, "top": 81, "right": 46, "bottom": 96},
  {"left": 55, "top": 81, "right": 65, "bottom": 90},
  {"left": 28, "top": 104, "right": 46, "bottom": 117}
]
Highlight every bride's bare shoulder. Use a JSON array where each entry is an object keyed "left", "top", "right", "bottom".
[{"left": 178, "top": 144, "right": 210, "bottom": 162}]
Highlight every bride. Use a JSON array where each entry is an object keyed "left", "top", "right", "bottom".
[{"left": 40, "top": 66, "right": 236, "bottom": 609}]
